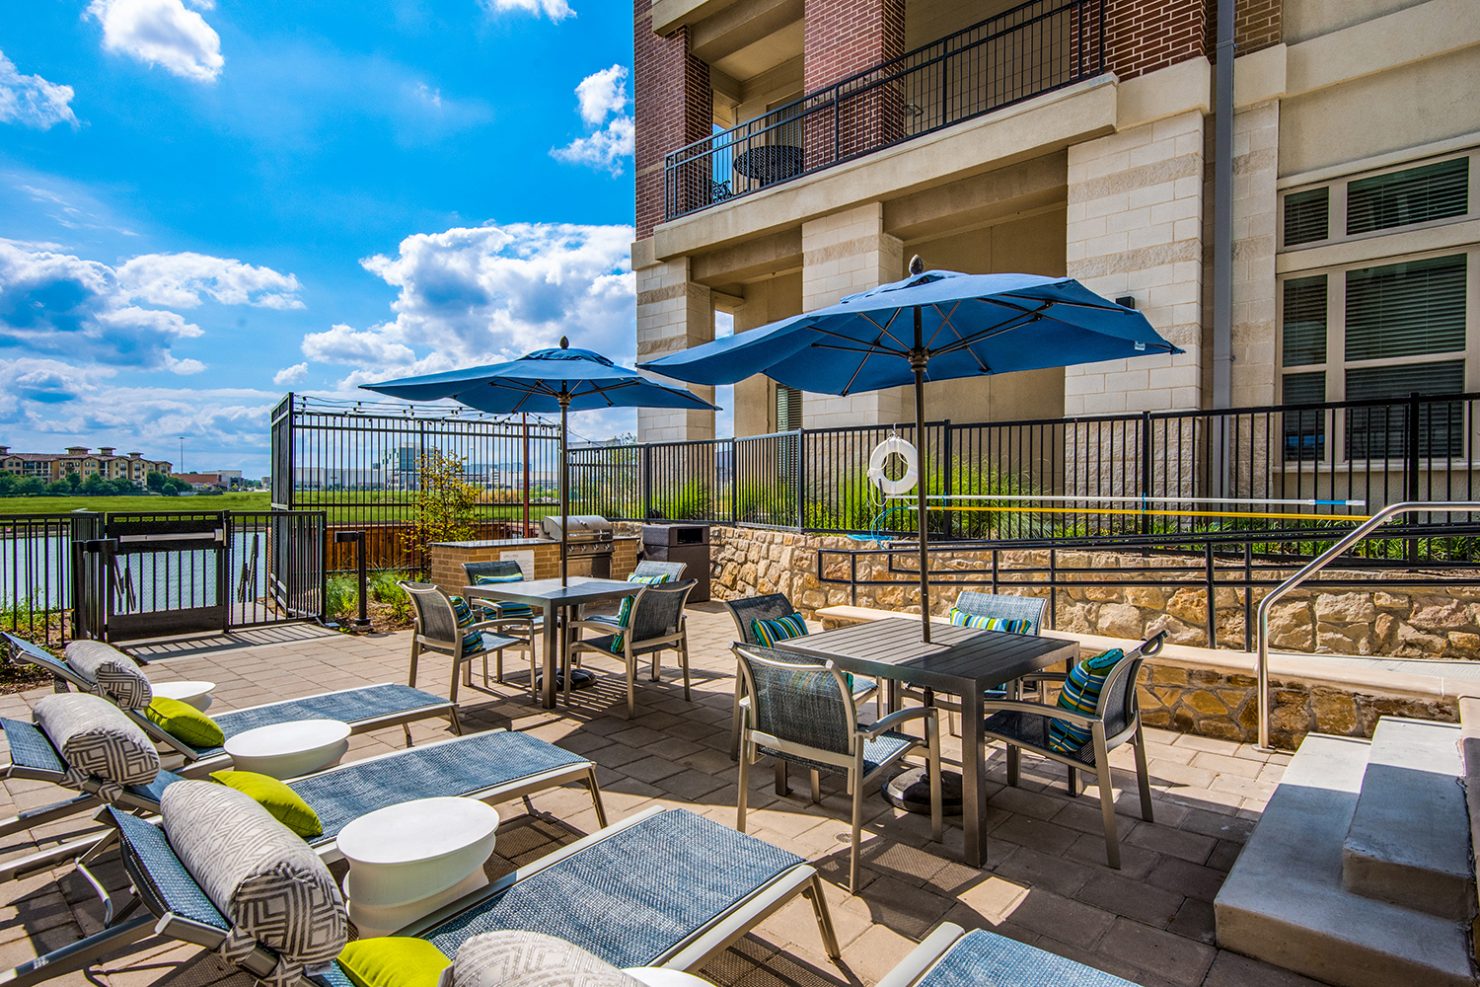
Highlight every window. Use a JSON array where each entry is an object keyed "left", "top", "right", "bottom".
[
  {"left": 775, "top": 384, "right": 803, "bottom": 432},
  {"left": 1344, "top": 255, "right": 1466, "bottom": 362},
  {"left": 1347, "top": 158, "right": 1469, "bottom": 236},
  {"left": 1283, "top": 188, "right": 1329, "bottom": 247}
]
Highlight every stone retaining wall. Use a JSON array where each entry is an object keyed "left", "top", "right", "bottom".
[{"left": 691, "top": 524, "right": 1480, "bottom": 660}]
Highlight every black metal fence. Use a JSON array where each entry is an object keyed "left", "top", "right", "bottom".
[
  {"left": 664, "top": 0, "right": 1105, "bottom": 220},
  {"left": 572, "top": 392, "right": 1480, "bottom": 563}
]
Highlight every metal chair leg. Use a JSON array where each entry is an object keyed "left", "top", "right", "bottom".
[
  {"left": 1007, "top": 744, "right": 1020, "bottom": 787},
  {"left": 848, "top": 758, "right": 865, "bottom": 894},
  {"left": 1133, "top": 722, "right": 1154, "bottom": 821},
  {"left": 585, "top": 767, "right": 609, "bottom": 829},
  {"left": 1067, "top": 766, "right": 1079, "bottom": 795},
  {"left": 774, "top": 759, "right": 789, "bottom": 797},
  {"left": 1093, "top": 730, "right": 1120, "bottom": 869},
  {"left": 804, "top": 874, "right": 842, "bottom": 960},
  {"left": 679, "top": 637, "right": 691, "bottom": 702},
  {"left": 736, "top": 739, "right": 752, "bottom": 832},
  {"left": 809, "top": 768, "right": 822, "bottom": 804},
  {"left": 927, "top": 712, "right": 943, "bottom": 843}
]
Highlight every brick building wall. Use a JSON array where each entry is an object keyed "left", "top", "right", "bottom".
[
  {"left": 1232, "top": 0, "right": 1281, "bottom": 53},
  {"left": 801, "top": 0, "right": 906, "bottom": 169},
  {"left": 634, "top": 0, "right": 712, "bottom": 238},
  {"left": 1105, "top": 0, "right": 1209, "bottom": 81}
]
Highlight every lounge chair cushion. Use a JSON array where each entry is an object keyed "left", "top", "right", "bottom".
[
  {"left": 444, "top": 931, "right": 642, "bottom": 987},
  {"left": 751, "top": 613, "right": 808, "bottom": 647},
  {"left": 64, "top": 640, "right": 153, "bottom": 710},
  {"left": 147, "top": 697, "right": 225, "bottom": 748},
  {"left": 339, "top": 938, "right": 450, "bottom": 987},
  {"left": 33, "top": 693, "right": 159, "bottom": 788},
  {"left": 948, "top": 608, "right": 1032, "bottom": 635},
  {"left": 210, "top": 769, "right": 323, "bottom": 838},
  {"left": 161, "top": 780, "right": 347, "bottom": 973},
  {"left": 1048, "top": 648, "right": 1124, "bottom": 754}
]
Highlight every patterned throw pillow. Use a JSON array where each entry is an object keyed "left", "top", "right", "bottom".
[
  {"left": 752, "top": 613, "right": 808, "bottom": 647},
  {"left": 446, "top": 931, "right": 643, "bottom": 987},
  {"left": 607, "top": 595, "right": 637, "bottom": 654},
  {"left": 161, "top": 781, "right": 347, "bottom": 974},
  {"left": 34, "top": 692, "right": 160, "bottom": 788},
  {"left": 65, "top": 640, "right": 154, "bottom": 710},
  {"left": 948, "top": 608, "right": 1033, "bottom": 635},
  {"left": 472, "top": 574, "right": 534, "bottom": 621},
  {"left": 628, "top": 573, "right": 671, "bottom": 585},
  {"left": 447, "top": 595, "right": 486, "bottom": 655},
  {"left": 1047, "top": 648, "right": 1125, "bottom": 754}
]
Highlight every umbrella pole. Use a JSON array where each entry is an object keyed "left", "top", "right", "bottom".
[
  {"left": 911, "top": 307, "right": 932, "bottom": 643},
  {"left": 559, "top": 392, "right": 570, "bottom": 587}
]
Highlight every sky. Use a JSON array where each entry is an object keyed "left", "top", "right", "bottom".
[{"left": 0, "top": 0, "right": 690, "bottom": 478}]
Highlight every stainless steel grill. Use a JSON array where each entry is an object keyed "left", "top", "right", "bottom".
[{"left": 542, "top": 515, "right": 615, "bottom": 574}]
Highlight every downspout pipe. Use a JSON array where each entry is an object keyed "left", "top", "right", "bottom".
[{"left": 1211, "top": 0, "right": 1236, "bottom": 495}]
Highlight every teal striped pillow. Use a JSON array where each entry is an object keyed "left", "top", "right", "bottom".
[
  {"left": 473, "top": 573, "right": 534, "bottom": 620},
  {"left": 448, "top": 594, "right": 486, "bottom": 654},
  {"left": 752, "top": 613, "right": 808, "bottom": 647},
  {"left": 628, "top": 573, "right": 672, "bottom": 585},
  {"left": 1047, "top": 648, "right": 1124, "bottom": 754},
  {"left": 949, "top": 608, "right": 1032, "bottom": 635},
  {"left": 607, "top": 595, "right": 637, "bottom": 654}
]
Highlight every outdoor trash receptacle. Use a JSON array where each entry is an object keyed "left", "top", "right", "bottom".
[{"left": 642, "top": 523, "right": 710, "bottom": 602}]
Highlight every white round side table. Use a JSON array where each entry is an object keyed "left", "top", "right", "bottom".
[
  {"left": 623, "top": 970, "right": 714, "bottom": 986},
  {"left": 222, "top": 719, "right": 350, "bottom": 778},
  {"left": 152, "top": 680, "right": 216, "bottom": 711},
  {"left": 337, "top": 797, "right": 500, "bottom": 937}
]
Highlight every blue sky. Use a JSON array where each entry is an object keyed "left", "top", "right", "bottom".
[{"left": 0, "top": 0, "right": 651, "bottom": 477}]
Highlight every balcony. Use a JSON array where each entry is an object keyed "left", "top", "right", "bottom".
[{"left": 662, "top": 0, "right": 1105, "bottom": 223}]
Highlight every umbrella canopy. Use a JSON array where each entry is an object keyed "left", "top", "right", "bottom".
[
  {"left": 641, "top": 262, "right": 1181, "bottom": 641},
  {"left": 364, "top": 338, "right": 716, "bottom": 585}
]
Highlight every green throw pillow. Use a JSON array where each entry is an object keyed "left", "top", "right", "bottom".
[
  {"left": 210, "top": 769, "right": 324, "bottom": 838},
  {"left": 339, "top": 937, "right": 451, "bottom": 987},
  {"left": 146, "top": 697, "right": 225, "bottom": 748}
]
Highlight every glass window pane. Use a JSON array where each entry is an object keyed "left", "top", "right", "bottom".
[
  {"left": 1281, "top": 275, "right": 1327, "bottom": 367},
  {"left": 1283, "top": 188, "right": 1330, "bottom": 246},
  {"left": 1346, "top": 361, "right": 1465, "bottom": 459},
  {"left": 1345, "top": 255, "right": 1466, "bottom": 362},
  {"left": 1347, "top": 158, "right": 1469, "bottom": 235},
  {"left": 1281, "top": 372, "right": 1326, "bottom": 461}
]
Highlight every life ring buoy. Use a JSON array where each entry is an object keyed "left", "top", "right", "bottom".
[{"left": 868, "top": 436, "right": 918, "bottom": 496}]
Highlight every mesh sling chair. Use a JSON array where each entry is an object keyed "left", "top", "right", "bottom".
[
  {"left": 566, "top": 580, "right": 696, "bottom": 717},
  {"left": 0, "top": 714, "right": 606, "bottom": 887},
  {"left": 902, "top": 591, "right": 1050, "bottom": 735},
  {"left": 50, "top": 803, "right": 840, "bottom": 987},
  {"left": 878, "top": 922, "right": 1142, "bottom": 987},
  {"left": 461, "top": 561, "right": 541, "bottom": 697},
  {"left": 400, "top": 583, "right": 531, "bottom": 705},
  {"left": 580, "top": 559, "right": 688, "bottom": 624},
  {"left": 980, "top": 630, "right": 1166, "bottom": 870},
  {"left": 723, "top": 594, "right": 878, "bottom": 758},
  {"left": 734, "top": 644, "right": 942, "bottom": 893},
  {"left": 0, "top": 633, "right": 458, "bottom": 837}
]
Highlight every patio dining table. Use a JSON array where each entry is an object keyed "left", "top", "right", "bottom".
[
  {"left": 463, "top": 576, "right": 641, "bottom": 709},
  {"left": 779, "top": 616, "right": 1079, "bottom": 868}
]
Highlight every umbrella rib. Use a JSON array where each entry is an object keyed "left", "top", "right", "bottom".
[
  {"left": 929, "top": 301, "right": 991, "bottom": 373},
  {"left": 930, "top": 311, "right": 1044, "bottom": 358},
  {"left": 993, "top": 291, "right": 1131, "bottom": 314}
]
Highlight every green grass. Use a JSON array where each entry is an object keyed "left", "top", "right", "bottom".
[{"left": 0, "top": 492, "right": 272, "bottom": 515}]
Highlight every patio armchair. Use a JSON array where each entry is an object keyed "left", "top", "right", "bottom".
[
  {"left": 61, "top": 797, "right": 839, "bottom": 987},
  {"left": 979, "top": 630, "right": 1166, "bottom": 869},
  {"left": 400, "top": 582, "right": 531, "bottom": 705},
  {"left": 879, "top": 922, "right": 1142, "bottom": 986},
  {"left": 462, "top": 561, "right": 543, "bottom": 695},
  {"left": 723, "top": 593, "right": 878, "bottom": 758},
  {"left": 735, "top": 644, "right": 942, "bottom": 893},
  {"left": 580, "top": 559, "right": 689, "bottom": 624},
  {"left": 566, "top": 579, "right": 696, "bottom": 717}
]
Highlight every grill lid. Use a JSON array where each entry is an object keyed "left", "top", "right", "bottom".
[{"left": 542, "top": 514, "right": 613, "bottom": 542}]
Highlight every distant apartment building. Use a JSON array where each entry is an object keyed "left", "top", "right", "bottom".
[
  {"left": 0, "top": 446, "right": 173, "bottom": 484},
  {"left": 174, "top": 470, "right": 246, "bottom": 490},
  {"left": 633, "top": 0, "right": 1479, "bottom": 440}
]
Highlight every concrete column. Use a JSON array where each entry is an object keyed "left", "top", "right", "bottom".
[
  {"left": 1230, "top": 101, "right": 1278, "bottom": 409},
  {"left": 635, "top": 256, "right": 715, "bottom": 442},
  {"left": 801, "top": 202, "right": 904, "bottom": 427},
  {"left": 1064, "top": 110, "right": 1206, "bottom": 417}
]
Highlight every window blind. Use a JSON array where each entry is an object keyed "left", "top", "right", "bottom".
[
  {"left": 1347, "top": 157, "right": 1469, "bottom": 235},
  {"left": 1283, "top": 187, "right": 1330, "bottom": 246},
  {"left": 1281, "top": 275, "right": 1327, "bottom": 367},
  {"left": 1345, "top": 255, "right": 1466, "bottom": 362}
]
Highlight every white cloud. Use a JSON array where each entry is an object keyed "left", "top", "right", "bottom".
[
  {"left": 480, "top": 0, "right": 573, "bottom": 22},
  {"left": 0, "top": 238, "right": 297, "bottom": 372},
  {"left": 574, "top": 65, "right": 626, "bottom": 126},
  {"left": 116, "top": 252, "right": 304, "bottom": 309},
  {"left": 87, "top": 0, "right": 224, "bottom": 83},
  {"left": 302, "top": 221, "right": 635, "bottom": 391},
  {"left": 273, "top": 362, "right": 309, "bottom": 385},
  {"left": 0, "top": 51, "right": 78, "bottom": 130},
  {"left": 552, "top": 65, "right": 633, "bottom": 175}
]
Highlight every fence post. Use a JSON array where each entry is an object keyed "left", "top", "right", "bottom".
[
  {"left": 794, "top": 430, "right": 807, "bottom": 531},
  {"left": 1406, "top": 392, "right": 1421, "bottom": 563},
  {"left": 727, "top": 438, "right": 738, "bottom": 524},
  {"left": 940, "top": 421, "right": 953, "bottom": 540},
  {"left": 1139, "top": 412, "right": 1154, "bottom": 536},
  {"left": 641, "top": 443, "right": 654, "bottom": 521}
]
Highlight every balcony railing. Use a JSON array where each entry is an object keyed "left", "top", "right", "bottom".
[{"left": 663, "top": 0, "right": 1106, "bottom": 222}]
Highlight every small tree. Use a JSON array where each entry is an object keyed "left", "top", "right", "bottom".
[
  {"left": 402, "top": 450, "right": 481, "bottom": 568},
  {"left": 145, "top": 471, "right": 168, "bottom": 492}
]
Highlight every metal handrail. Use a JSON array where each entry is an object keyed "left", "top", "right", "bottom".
[{"left": 1255, "top": 500, "right": 1480, "bottom": 749}]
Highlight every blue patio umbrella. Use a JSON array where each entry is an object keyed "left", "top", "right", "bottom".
[
  {"left": 642, "top": 259, "right": 1181, "bottom": 640},
  {"left": 364, "top": 338, "right": 717, "bottom": 584}
]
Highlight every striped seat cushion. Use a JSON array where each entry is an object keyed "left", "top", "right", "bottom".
[
  {"left": 948, "top": 608, "right": 1032, "bottom": 635},
  {"left": 751, "top": 613, "right": 808, "bottom": 647},
  {"left": 1047, "top": 648, "right": 1124, "bottom": 754},
  {"left": 627, "top": 573, "right": 671, "bottom": 586},
  {"left": 472, "top": 575, "right": 534, "bottom": 620}
]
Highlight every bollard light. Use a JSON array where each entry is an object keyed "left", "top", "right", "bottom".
[{"left": 333, "top": 530, "right": 372, "bottom": 630}]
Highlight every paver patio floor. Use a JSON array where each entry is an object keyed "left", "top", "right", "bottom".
[{"left": 0, "top": 604, "right": 1320, "bottom": 987}]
